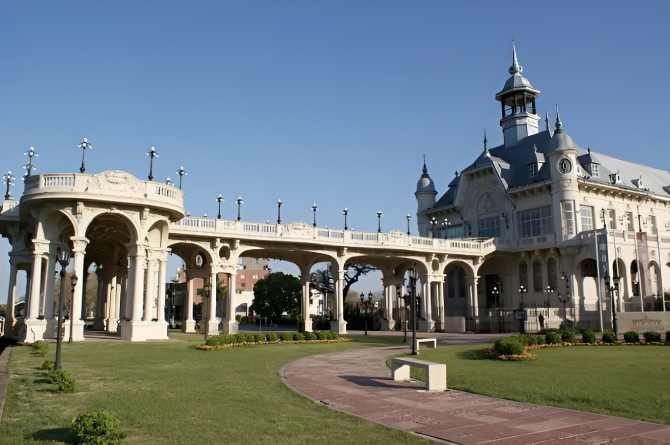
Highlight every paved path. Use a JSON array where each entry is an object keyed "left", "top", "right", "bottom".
[{"left": 282, "top": 345, "right": 670, "bottom": 444}]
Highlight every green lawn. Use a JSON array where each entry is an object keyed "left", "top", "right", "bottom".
[
  {"left": 415, "top": 344, "right": 670, "bottom": 425},
  {"left": 0, "top": 334, "right": 426, "bottom": 445}
]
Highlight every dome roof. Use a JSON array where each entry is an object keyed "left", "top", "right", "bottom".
[
  {"left": 495, "top": 45, "right": 540, "bottom": 99},
  {"left": 547, "top": 112, "right": 578, "bottom": 151},
  {"left": 416, "top": 160, "right": 436, "bottom": 194}
]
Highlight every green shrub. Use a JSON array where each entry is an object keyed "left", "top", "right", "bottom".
[
  {"left": 32, "top": 340, "right": 48, "bottom": 357},
  {"left": 494, "top": 337, "right": 524, "bottom": 356},
  {"left": 48, "top": 369, "right": 76, "bottom": 393},
  {"left": 601, "top": 331, "right": 616, "bottom": 344},
  {"left": 232, "top": 334, "right": 245, "bottom": 343},
  {"left": 266, "top": 332, "right": 278, "bottom": 342},
  {"left": 560, "top": 329, "right": 576, "bottom": 343},
  {"left": 72, "top": 410, "right": 124, "bottom": 445},
  {"left": 522, "top": 335, "right": 538, "bottom": 346},
  {"left": 329, "top": 331, "right": 339, "bottom": 340},
  {"left": 244, "top": 334, "right": 256, "bottom": 343},
  {"left": 643, "top": 331, "right": 661, "bottom": 343},
  {"left": 253, "top": 334, "right": 265, "bottom": 343},
  {"left": 40, "top": 359, "right": 56, "bottom": 371},
  {"left": 280, "top": 333, "right": 293, "bottom": 342},
  {"left": 545, "top": 331, "right": 561, "bottom": 344},
  {"left": 315, "top": 331, "right": 327, "bottom": 340},
  {"left": 623, "top": 331, "right": 640, "bottom": 343},
  {"left": 292, "top": 332, "right": 305, "bottom": 341},
  {"left": 581, "top": 329, "right": 596, "bottom": 344},
  {"left": 303, "top": 332, "right": 317, "bottom": 341},
  {"left": 534, "top": 335, "right": 546, "bottom": 345}
]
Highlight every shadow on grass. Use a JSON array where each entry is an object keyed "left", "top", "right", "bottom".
[
  {"left": 32, "top": 427, "right": 76, "bottom": 443},
  {"left": 455, "top": 347, "right": 492, "bottom": 361}
]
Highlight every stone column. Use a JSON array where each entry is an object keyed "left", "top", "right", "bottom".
[
  {"left": 418, "top": 277, "right": 434, "bottom": 332},
  {"left": 6, "top": 259, "right": 17, "bottom": 327},
  {"left": 380, "top": 280, "right": 396, "bottom": 331},
  {"left": 222, "top": 272, "right": 238, "bottom": 334},
  {"left": 183, "top": 276, "right": 196, "bottom": 333},
  {"left": 301, "top": 277, "right": 313, "bottom": 332},
  {"left": 472, "top": 277, "right": 480, "bottom": 318},
  {"left": 157, "top": 259, "right": 167, "bottom": 323},
  {"left": 130, "top": 253, "right": 146, "bottom": 323},
  {"left": 44, "top": 254, "right": 57, "bottom": 330},
  {"left": 436, "top": 281, "right": 445, "bottom": 331},
  {"left": 69, "top": 238, "right": 88, "bottom": 342},
  {"left": 113, "top": 274, "right": 122, "bottom": 332},
  {"left": 143, "top": 258, "right": 155, "bottom": 321},
  {"left": 27, "top": 253, "right": 44, "bottom": 320},
  {"left": 205, "top": 270, "right": 219, "bottom": 336},
  {"left": 94, "top": 270, "right": 106, "bottom": 330},
  {"left": 330, "top": 269, "right": 347, "bottom": 334}
]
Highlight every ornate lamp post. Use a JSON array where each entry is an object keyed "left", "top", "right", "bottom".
[
  {"left": 544, "top": 285, "right": 555, "bottom": 324},
  {"left": 342, "top": 208, "right": 349, "bottom": 230},
  {"left": 376, "top": 210, "right": 383, "bottom": 233},
  {"left": 54, "top": 246, "right": 71, "bottom": 370},
  {"left": 3, "top": 171, "right": 15, "bottom": 199},
  {"left": 78, "top": 137, "right": 93, "bottom": 173},
  {"left": 176, "top": 166, "right": 187, "bottom": 189},
  {"left": 311, "top": 203, "right": 318, "bottom": 227},
  {"left": 68, "top": 274, "right": 79, "bottom": 343},
  {"left": 24, "top": 146, "right": 38, "bottom": 177},
  {"left": 442, "top": 218, "right": 450, "bottom": 238},
  {"left": 406, "top": 214, "right": 411, "bottom": 236},
  {"left": 518, "top": 284, "right": 528, "bottom": 333},
  {"left": 165, "top": 177, "right": 173, "bottom": 186},
  {"left": 147, "top": 146, "right": 158, "bottom": 180},
  {"left": 408, "top": 268, "right": 418, "bottom": 355},
  {"left": 430, "top": 217, "right": 437, "bottom": 238},
  {"left": 236, "top": 197, "right": 244, "bottom": 221},
  {"left": 276, "top": 199, "right": 283, "bottom": 224},
  {"left": 216, "top": 194, "right": 224, "bottom": 219}
]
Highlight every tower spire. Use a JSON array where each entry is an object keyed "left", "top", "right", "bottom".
[
  {"left": 509, "top": 42, "right": 523, "bottom": 75},
  {"left": 545, "top": 112, "right": 550, "bottom": 132},
  {"left": 422, "top": 154, "right": 428, "bottom": 175},
  {"left": 554, "top": 105, "right": 563, "bottom": 132}
]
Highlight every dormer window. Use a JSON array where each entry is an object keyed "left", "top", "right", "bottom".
[
  {"left": 591, "top": 163, "right": 599, "bottom": 177},
  {"left": 529, "top": 163, "right": 538, "bottom": 177},
  {"left": 609, "top": 172, "right": 621, "bottom": 185},
  {"left": 632, "top": 176, "right": 647, "bottom": 190}
]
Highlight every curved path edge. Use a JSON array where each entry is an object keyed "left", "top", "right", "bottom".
[{"left": 281, "top": 345, "right": 670, "bottom": 445}]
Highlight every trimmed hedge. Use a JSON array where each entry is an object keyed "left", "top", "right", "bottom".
[
  {"left": 643, "top": 331, "right": 661, "bottom": 343},
  {"left": 72, "top": 410, "right": 124, "bottom": 445},
  {"left": 623, "top": 331, "right": 640, "bottom": 343},
  {"left": 545, "top": 331, "right": 562, "bottom": 345},
  {"left": 292, "top": 332, "right": 305, "bottom": 341},
  {"left": 303, "top": 332, "right": 317, "bottom": 341},
  {"left": 266, "top": 332, "right": 278, "bottom": 342},
  {"left": 560, "top": 329, "right": 576, "bottom": 343},
  {"left": 494, "top": 337, "right": 524, "bottom": 356},
  {"left": 602, "top": 331, "right": 616, "bottom": 344},
  {"left": 581, "top": 329, "right": 596, "bottom": 344}
]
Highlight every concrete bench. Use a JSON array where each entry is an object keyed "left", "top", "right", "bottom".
[
  {"left": 414, "top": 337, "right": 437, "bottom": 352},
  {"left": 390, "top": 357, "right": 446, "bottom": 392}
]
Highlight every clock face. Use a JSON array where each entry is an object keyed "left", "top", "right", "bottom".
[
  {"left": 195, "top": 254, "right": 204, "bottom": 268},
  {"left": 558, "top": 158, "right": 573, "bottom": 175}
]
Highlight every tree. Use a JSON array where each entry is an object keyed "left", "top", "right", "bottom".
[
  {"left": 310, "top": 263, "right": 375, "bottom": 302},
  {"left": 251, "top": 272, "right": 300, "bottom": 322}
]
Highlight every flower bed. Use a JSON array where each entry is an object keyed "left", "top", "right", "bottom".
[{"left": 196, "top": 331, "right": 351, "bottom": 351}]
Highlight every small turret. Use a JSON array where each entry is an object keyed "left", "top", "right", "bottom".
[{"left": 415, "top": 156, "right": 437, "bottom": 236}]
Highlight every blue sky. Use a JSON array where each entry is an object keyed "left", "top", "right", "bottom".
[{"left": 1, "top": 2, "right": 669, "bottom": 300}]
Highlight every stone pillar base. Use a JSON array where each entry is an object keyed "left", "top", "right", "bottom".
[
  {"left": 303, "top": 318, "right": 313, "bottom": 332},
  {"left": 330, "top": 319, "right": 347, "bottom": 335},
  {"left": 417, "top": 318, "right": 435, "bottom": 332},
  {"left": 105, "top": 318, "right": 119, "bottom": 334},
  {"left": 17, "top": 318, "right": 48, "bottom": 343},
  {"left": 182, "top": 319, "right": 196, "bottom": 334},
  {"left": 221, "top": 320, "right": 239, "bottom": 334},
  {"left": 380, "top": 318, "right": 396, "bottom": 331},
  {"left": 205, "top": 320, "right": 220, "bottom": 336},
  {"left": 119, "top": 320, "right": 168, "bottom": 341}
]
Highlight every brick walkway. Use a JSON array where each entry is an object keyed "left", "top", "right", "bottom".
[{"left": 281, "top": 346, "right": 670, "bottom": 444}]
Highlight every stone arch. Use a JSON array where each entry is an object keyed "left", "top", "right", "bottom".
[
  {"left": 82, "top": 210, "right": 141, "bottom": 246},
  {"left": 630, "top": 260, "right": 641, "bottom": 297},
  {"left": 443, "top": 260, "right": 475, "bottom": 318},
  {"left": 146, "top": 219, "right": 169, "bottom": 250},
  {"left": 578, "top": 258, "right": 598, "bottom": 309}
]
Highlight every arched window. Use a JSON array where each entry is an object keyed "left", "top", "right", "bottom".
[
  {"left": 547, "top": 258, "right": 558, "bottom": 290},
  {"left": 533, "top": 260, "right": 543, "bottom": 292},
  {"left": 631, "top": 260, "right": 640, "bottom": 296},
  {"left": 518, "top": 261, "right": 528, "bottom": 288}
]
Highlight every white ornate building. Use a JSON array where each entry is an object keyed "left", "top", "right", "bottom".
[{"left": 416, "top": 46, "right": 669, "bottom": 331}]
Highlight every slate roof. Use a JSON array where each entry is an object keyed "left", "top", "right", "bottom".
[{"left": 432, "top": 130, "right": 670, "bottom": 209}]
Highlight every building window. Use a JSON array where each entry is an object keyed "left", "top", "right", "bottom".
[
  {"left": 529, "top": 163, "right": 538, "bottom": 177},
  {"left": 625, "top": 211, "right": 634, "bottom": 232},
  {"left": 518, "top": 261, "right": 528, "bottom": 288},
  {"left": 546, "top": 258, "right": 558, "bottom": 290},
  {"left": 561, "top": 201, "right": 576, "bottom": 237},
  {"left": 591, "top": 163, "right": 599, "bottom": 177},
  {"left": 648, "top": 215, "right": 657, "bottom": 234},
  {"left": 518, "top": 206, "right": 552, "bottom": 238},
  {"left": 607, "top": 209, "right": 616, "bottom": 229},
  {"left": 533, "top": 260, "right": 543, "bottom": 292},
  {"left": 580, "top": 205, "right": 594, "bottom": 231},
  {"left": 478, "top": 216, "right": 501, "bottom": 238}
]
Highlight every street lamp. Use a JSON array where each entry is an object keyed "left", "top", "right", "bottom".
[
  {"left": 78, "top": 137, "right": 93, "bottom": 173},
  {"left": 176, "top": 166, "right": 187, "bottom": 189},
  {"left": 165, "top": 177, "right": 173, "bottom": 186},
  {"left": 376, "top": 210, "right": 383, "bottom": 233},
  {"left": 430, "top": 217, "right": 437, "bottom": 238},
  {"left": 147, "top": 146, "right": 158, "bottom": 180},
  {"left": 236, "top": 197, "right": 244, "bottom": 221},
  {"left": 276, "top": 199, "right": 283, "bottom": 224},
  {"left": 311, "top": 203, "right": 318, "bottom": 227},
  {"left": 408, "top": 268, "right": 418, "bottom": 355},
  {"left": 24, "top": 146, "right": 38, "bottom": 177},
  {"left": 69, "top": 274, "right": 79, "bottom": 343},
  {"left": 342, "top": 208, "right": 349, "bottom": 230},
  {"left": 3, "top": 171, "right": 15, "bottom": 200},
  {"left": 518, "top": 284, "right": 528, "bottom": 333},
  {"left": 406, "top": 214, "right": 411, "bottom": 236},
  {"left": 216, "top": 194, "right": 224, "bottom": 219},
  {"left": 54, "top": 246, "right": 72, "bottom": 370}
]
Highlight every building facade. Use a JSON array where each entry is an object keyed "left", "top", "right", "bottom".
[{"left": 416, "top": 46, "right": 670, "bottom": 331}]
